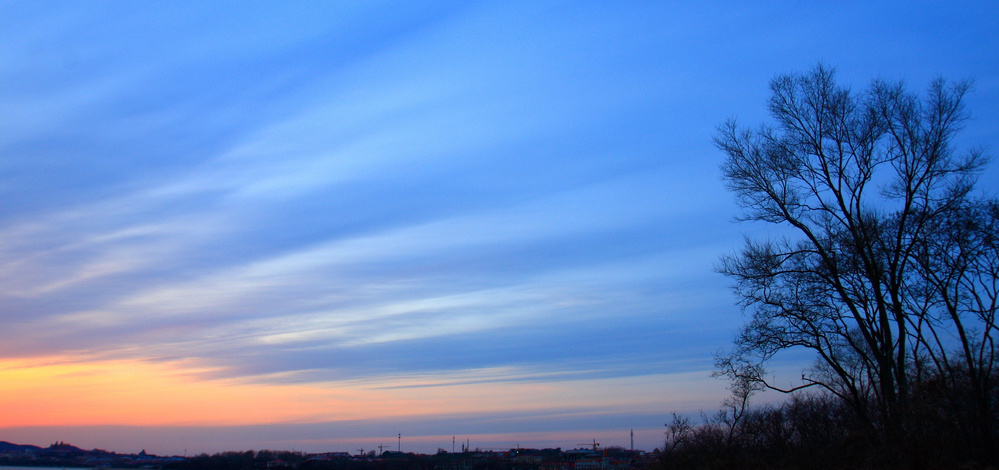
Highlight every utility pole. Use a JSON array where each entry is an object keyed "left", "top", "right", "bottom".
[{"left": 398, "top": 433, "right": 401, "bottom": 452}]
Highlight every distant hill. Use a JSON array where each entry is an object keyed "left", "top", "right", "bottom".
[{"left": 0, "top": 441, "right": 43, "bottom": 453}]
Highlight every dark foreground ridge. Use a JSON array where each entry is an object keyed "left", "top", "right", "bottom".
[{"left": 0, "top": 440, "right": 655, "bottom": 470}]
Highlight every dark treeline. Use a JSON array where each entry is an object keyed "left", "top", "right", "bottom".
[
  {"left": 658, "top": 64, "right": 999, "bottom": 469},
  {"left": 655, "top": 379, "right": 998, "bottom": 469},
  {"left": 160, "top": 451, "right": 448, "bottom": 470},
  {"left": 165, "top": 451, "right": 308, "bottom": 470},
  {"left": 162, "top": 449, "right": 629, "bottom": 470}
]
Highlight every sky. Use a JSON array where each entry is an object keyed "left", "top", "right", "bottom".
[{"left": 2, "top": 0, "right": 998, "bottom": 456}]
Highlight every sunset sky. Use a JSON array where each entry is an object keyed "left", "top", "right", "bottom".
[{"left": 2, "top": 0, "right": 998, "bottom": 456}]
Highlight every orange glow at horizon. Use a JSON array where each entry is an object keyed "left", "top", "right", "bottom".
[
  {"left": 0, "top": 356, "right": 411, "bottom": 427},
  {"left": 1, "top": 356, "right": 715, "bottom": 430}
]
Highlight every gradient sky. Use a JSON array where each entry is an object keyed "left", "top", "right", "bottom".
[{"left": 2, "top": 0, "right": 998, "bottom": 456}]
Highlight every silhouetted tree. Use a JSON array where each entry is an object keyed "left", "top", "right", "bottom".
[{"left": 715, "top": 64, "right": 997, "bottom": 464}]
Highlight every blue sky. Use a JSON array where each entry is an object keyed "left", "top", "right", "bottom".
[{"left": 2, "top": 0, "right": 998, "bottom": 455}]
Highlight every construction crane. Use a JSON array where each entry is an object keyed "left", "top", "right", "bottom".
[{"left": 577, "top": 439, "right": 600, "bottom": 452}]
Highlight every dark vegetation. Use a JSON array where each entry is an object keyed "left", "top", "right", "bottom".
[
  {"left": 656, "top": 65, "right": 999, "bottom": 469},
  {"left": 1, "top": 443, "right": 646, "bottom": 470},
  {"left": 657, "top": 388, "right": 999, "bottom": 469},
  {"left": 162, "top": 448, "right": 643, "bottom": 470},
  {"left": 165, "top": 451, "right": 308, "bottom": 470}
]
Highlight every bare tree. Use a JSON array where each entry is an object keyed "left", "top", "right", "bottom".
[
  {"left": 909, "top": 197, "right": 999, "bottom": 457},
  {"left": 715, "top": 64, "right": 995, "bottom": 453}
]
